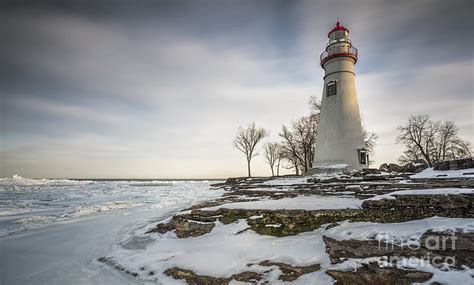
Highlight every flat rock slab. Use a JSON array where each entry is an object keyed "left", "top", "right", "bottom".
[
  {"left": 258, "top": 260, "right": 321, "bottom": 282},
  {"left": 147, "top": 193, "right": 474, "bottom": 238},
  {"left": 326, "top": 263, "right": 433, "bottom": 285},
  {"left": 164, "top": 261, "right": 321, "bottom": 284},
  {"left": 165, "top": 267, "right": 262, "bottom": 285},
  {"left": 323, "top": 231, "right": 474, "bottom": 269}
]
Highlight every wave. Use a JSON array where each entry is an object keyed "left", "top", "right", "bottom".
[
  {"left": 0, "top": 175, "right": 94, "bottom": 187},
  {"left": 70, "top": 201, "right": 134, "bottom": 218}
]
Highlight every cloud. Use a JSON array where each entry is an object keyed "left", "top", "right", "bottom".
[{"left": 0, "top": 0, "right": 472, "bottom": 178}]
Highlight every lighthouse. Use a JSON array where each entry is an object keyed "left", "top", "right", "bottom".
[{"left": 308, "top": 21, "right": 367, "bottom": 174}]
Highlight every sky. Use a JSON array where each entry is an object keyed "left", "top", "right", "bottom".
[{"left": 0, "top": 0, "right": 473, "bottom": 179}]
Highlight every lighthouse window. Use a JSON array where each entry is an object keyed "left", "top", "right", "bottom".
[{"left": 326, "top": 81, "right": 337, "bottom": 97}]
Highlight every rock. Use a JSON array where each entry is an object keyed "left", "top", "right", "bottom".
[
  {"left": 164, "top": 267, "right": 229, "bottom": 285},
  {"left": 145, "top": 220, "right": 175, "bottom": 234},
  {"left": 435, "top": 160, "right": 450, "bottom": 171},
  {"left": 326, "top": 263, "right": 433, "bottom": 285},
  {"left": 164, "top": 262, "right": 320, "bottom": 284},
  {"left": 388, "top": 163, "right": 402, "bottom": 172},
  {"left": 434, "top": 158, "right": 474, "bottom": 171},
  {"left": 379, "top": 163, "right": 407, "bottom": 173},
  {"left": 413, "top": 159, "right": 429, "bottom": 172},
  {"left": 145, "top": 217, "right": 216, "bottom": 238},
  {"left": 231, "top": 271, "right": 263, "bottom": 283},
  {"left": 164, "top": 267, "right": 262, "bottom": 284},
  {"left": 401, "top": 163, "right": 416, "bottom": 173},
  {"left": 258, "top": 260, "right": 321, "bottom": 281},
  {"left": 98, "top": 257, "right": 140, "bottom": 278},
  {"left": 323, "top": 231, "right": 474, "bottom": 269},
  {"left": 322, "top": 236, "right": 419, "bottom": 264},
  {"left": 362, "top": 194, "right": 474, "bottom": 211},
  {"left": 174, "top": 219, "right": 215, "bottom": 238},
  {"left": 420, "top": 230, "right": 474, "bottom": 251},
  {"left": 379, "top": 163, "right": 403, "bottom": 173},
  {"left": 379, "top": 163, "right": 389, "bottom": 172},
  {"left": 362, "top": 168, "right": 382, "bottom": 175},
  {"left": 149, "top": 193, "right": 474, "bottom": 238}
]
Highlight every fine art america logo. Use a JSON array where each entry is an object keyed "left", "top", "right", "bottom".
[{"left": 370, "top": 231, "right": 458, "bottom": 268}]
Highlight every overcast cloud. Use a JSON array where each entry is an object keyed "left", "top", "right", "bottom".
[{"left": 0, "top": 0, "right": 472, "bottom": 178}]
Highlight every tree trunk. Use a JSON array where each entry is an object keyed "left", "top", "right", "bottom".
[
  {"left": 276, "top": 161, "right": 280, "bottom": 176},
  {"left": 294, "top": 163, "right": 299, "bottom": 175},
  {"left": 270, "top": 166, "right": 274, "bottom": 177},
  {"left": 247, "top": 160, "right": 251, "bottom": 177}
]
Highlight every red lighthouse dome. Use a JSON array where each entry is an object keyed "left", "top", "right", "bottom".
[{"left": 328, "top": 21, "right": 349, "bottom": 37}]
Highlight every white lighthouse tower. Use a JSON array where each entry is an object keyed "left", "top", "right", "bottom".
[{"left": 308, "top": 21, "right": 367, "bottom": 174}]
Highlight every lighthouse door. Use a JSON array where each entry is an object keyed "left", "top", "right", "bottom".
[{"left": 358, "top": 149, "right": 367, "bottom": 165}]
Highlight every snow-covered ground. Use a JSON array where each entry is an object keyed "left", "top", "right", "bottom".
[
  {"left": 411, "top": 168, "right": 474, "bottom": 179},
  {"left": 368, "top": 188, "right": 474, "bottom": 201},
  {"left": 262, "top": 176, "right": 311, "bottom": 186},
  {"left": 106, "top": 217, "right": 474, "bottom": 284},
  {"left": 201, "top": 196, "right": 362, "bottom": 211}
]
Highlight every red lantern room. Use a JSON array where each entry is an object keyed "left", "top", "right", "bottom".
[{"left": 320, "top": 21, "right": 358, "bottom": 67}]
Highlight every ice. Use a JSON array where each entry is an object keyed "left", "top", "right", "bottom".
[
  {"left": 0, "top": 177, "right": 224, "bottom": 284},
  {"left": 70, "top": 201, "right": 134, "bottom": 217},
  {"left": 0, "top": 176, "right": 224, "bottom": 237},
  {"left": 0, "top": 174, "right": 94, "bottom": 187},
  {"left": 16, "top": 215, "right": 56, "bottom": 225}
]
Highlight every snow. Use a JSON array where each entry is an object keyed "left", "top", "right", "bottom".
[
  {"left": 411, "top": 168, "right": 474, "bottom": 179},
  {"left": 261, "top": 176, "right": 310, "bottom": 186},
  {"left": 368, "top": 188, "right": 474, "bottom": 201},
  {"left": 105, "top": 219, "right": 332, "bottom": 283},
  {"left": 105, "top": 217, "right": 474, "bottom": 284},
  {"left": 315, "top": 164, "right": 350, "bottom": 169},
  {"left": 201, "top": 196, "right": 362, "bottom": 211},
  {"left": 324, "top": 217, "right": 474, "bottom": 245}
]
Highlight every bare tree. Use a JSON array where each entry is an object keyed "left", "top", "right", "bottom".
[
  {"left": 278, "top": 96, "right": 321, "bottom": 175},
  {"left": 279, "top": 115, "right": 318, "bottom": 175},
  {"left": 397, "top": 115, "right": 471, "bottom": 167},
  {"left": 263, "top": 142, "right": 280, "bottom": 176},
  {"left": 309, "top": 95, "right": 322, "bottom": 117},
  {"left": 362, "top": 127, "right": 378, "bottom": 166},
  {"left": 275, "top": 147, "right": 284, "bottom": 176},
  {"left": 233, "top": 122, "right": 268, "bottom": 177},
  {"left": 279, "top": 125, "right": 303, "bottom": 175},
  {"left": 293, "top": 115, "right": 318, "bottom": 172},
  {"left": 434, "top": 121, "right": 472, "bottom": 161}
]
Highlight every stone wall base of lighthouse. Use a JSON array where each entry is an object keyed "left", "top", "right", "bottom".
[{"left": 305, "top": 164, "right": 354, "bottom": 176}]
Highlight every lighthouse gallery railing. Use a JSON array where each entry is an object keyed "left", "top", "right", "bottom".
[{"left": 320, "top": 46, "right": 358, "bottom": 66}]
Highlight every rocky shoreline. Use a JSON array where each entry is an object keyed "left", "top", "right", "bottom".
[{"left": 101, "top": 166, "right": 474, "bottom": 284}]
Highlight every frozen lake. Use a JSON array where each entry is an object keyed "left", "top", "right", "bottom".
[{"left": 0, "top": 176, "right": 223, "bottom": 284}]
